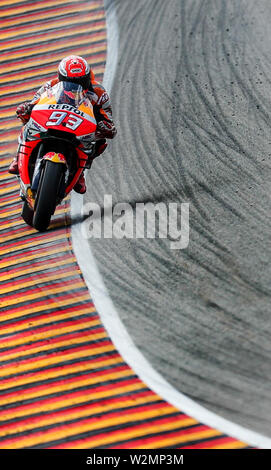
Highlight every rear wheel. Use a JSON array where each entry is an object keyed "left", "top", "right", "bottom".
[{"left": 33, "top": 160, "right": 64, "bottom": 231}]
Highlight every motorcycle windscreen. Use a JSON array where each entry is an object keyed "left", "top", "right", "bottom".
[{"left": 54, "top": 82, "right": 85, "bottom": 108}]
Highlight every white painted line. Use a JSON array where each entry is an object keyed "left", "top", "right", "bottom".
[
  {"left": 103, "top": 0, "right": 119, "bottom": 94},
  {"left": 71, "top": 0, "right": 271, "bottom": 449}
]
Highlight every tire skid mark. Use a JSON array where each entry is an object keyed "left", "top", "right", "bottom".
[{"left": 83, "top": 0, "right": 271, "bottom": 443}]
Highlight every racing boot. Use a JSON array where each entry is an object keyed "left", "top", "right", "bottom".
[
  {"left": 73, "top": 172, "right": 86, "bottom": 194},
  {"left": 8, "top": 156, "right": 19, "bottom": 175}
]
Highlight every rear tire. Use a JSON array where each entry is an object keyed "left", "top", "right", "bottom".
[{"left": 33, "top": 160, "right": 64, "bottom": 231}]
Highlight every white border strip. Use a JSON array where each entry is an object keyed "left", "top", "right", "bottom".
[{"left": 71, "top": 0, "right": 271, "bottom": 449}]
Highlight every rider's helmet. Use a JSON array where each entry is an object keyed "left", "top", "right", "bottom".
[{"left": 58, "top": 55, "right": 91, "bottom": 90}]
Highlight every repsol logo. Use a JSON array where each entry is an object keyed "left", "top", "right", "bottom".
[{"left": 48, "top": 104, "right": 84, "bottom": 116}]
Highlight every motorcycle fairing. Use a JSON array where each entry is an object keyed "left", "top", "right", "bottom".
[
  {"left": 31, "top": 83, "right": 96, "bottom": 137},
  {"left": 18, "top": 82, "right": 96, "bottom": 202}
]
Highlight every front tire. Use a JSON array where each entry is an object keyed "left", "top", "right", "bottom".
[
  {"left": 33, "top": 160, "right": 64, "bottom": 231},
  {"left": 21, "top": 201, "right": 34, "bottom": 227}
]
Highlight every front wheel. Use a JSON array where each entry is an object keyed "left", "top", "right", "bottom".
[
  {"left": 21, "top": 201, "right": 34, "bottom": 227},
  {"left": 33, "top": 160, "right": 64, "bottom": 231}
]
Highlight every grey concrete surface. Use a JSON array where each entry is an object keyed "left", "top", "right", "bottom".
[{"left": 85, "top": 0, "right": 271, "bottom": 435}]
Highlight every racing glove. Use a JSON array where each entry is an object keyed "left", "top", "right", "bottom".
[
  {"left": 16, "top": 101, "right": 34, "bottom": 124},
  {"left": 95, "top": 120, "right": 117, "bottom": 139}
]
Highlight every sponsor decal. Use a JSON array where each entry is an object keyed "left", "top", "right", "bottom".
[
  {"left": 70, "top": 67, "right": 83, "bottom": 73},
  {"left": 47, "top": 104, "right": 84, "bottom": 117}
]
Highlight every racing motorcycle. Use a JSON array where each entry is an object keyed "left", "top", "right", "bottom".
[{"left": 17, "top": 81, "right": 97, "bottom": 231}]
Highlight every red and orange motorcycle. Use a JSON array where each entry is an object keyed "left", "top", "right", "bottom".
[{"left": 17, "top": 81, "right": 97, "bottom": 231}]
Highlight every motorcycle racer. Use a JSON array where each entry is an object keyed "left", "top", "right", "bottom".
[{"left": 8, "top": 55, "right": 117, "bottom": 194}]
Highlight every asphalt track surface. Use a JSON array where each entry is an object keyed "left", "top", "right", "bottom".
[
  {"left": 85, "top": 0, "right": 271, "bottom": 437},
  {"left": 0, "top": 0, "right": 254, "bottom": 449}
]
